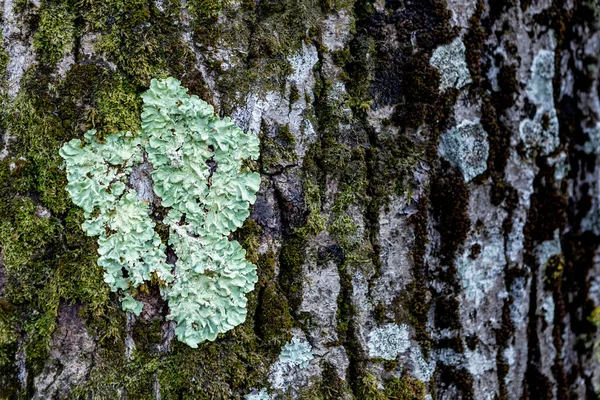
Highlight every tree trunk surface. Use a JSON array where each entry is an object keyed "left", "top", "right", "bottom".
[{"left": 1, "top": 0, "right": 599, "bottom": 399}]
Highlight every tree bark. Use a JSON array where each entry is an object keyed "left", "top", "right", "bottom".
[{"left": 1, "top": 0, "right": 599, "bottom": 399}]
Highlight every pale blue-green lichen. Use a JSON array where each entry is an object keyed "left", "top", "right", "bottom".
[
  {"left": 269, "top": 335, "right": 314, "bottom": 389},
  {"left": 367, "top": 323, "right": 410, "bottom": 360},
  {"left": 277, "top": 336, "right": 314, "bottom": 368},
  {"left": 58, "top": 130, "right": 173, "bottom": 315},
  {"left": 60, "top": 77, "right": 261, "bottom": 347}
]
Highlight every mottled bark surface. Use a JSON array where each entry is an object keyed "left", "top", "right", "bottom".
[{"left": 1, "top": 0, "right": 600, "bottom": 399}]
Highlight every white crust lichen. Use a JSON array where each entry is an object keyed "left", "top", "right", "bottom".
[
  {"left": 60, "top": 77, "right": 261, "bottom": 347},
  {"left": 367, "top": 323, "right": 410, "bottom": 360},
  {"left": 519, "top": 49, "right": 560, "bottom": 156},
  {"left": 430, "top": 37, "right": 472, "bottom": 91}
]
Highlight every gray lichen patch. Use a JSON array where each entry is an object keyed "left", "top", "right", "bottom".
[
  {"left": 367, "top": 323, "right": 410, "bottom": 360},
  {"left": 519, "top": 49, "right": 560, "bottom": 156},
  {"left": 409, "top": 347, "right": 435, "bottom": 382},
  {"left": 456, "top": 229, "right": 505, "bottom": 308},
  {"left": 526, "top": 50, "right": 556, "bottom": 106},
  {"left": 439, "top": 119, "right": 489, "bottom": 182},
  {"left": 430, "top": 37, "right": 473, "bottom": 91},
  {"left": 519, "top": 109, "right": 560, "bottom": 157}
]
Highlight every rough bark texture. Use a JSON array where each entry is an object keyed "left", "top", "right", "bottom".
[{"left": 1, "top": 0, "right": 600, "bottom": 399}]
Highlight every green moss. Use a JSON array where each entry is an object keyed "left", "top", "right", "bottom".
[
  {"left": 289, "top": 83, "right": 301, "bottom": 104},
  {"left": 186, "top": 0, "right": 226, "bottom": 20},
  {"left": 296, "top": 176, "right": 327, "bottom": 237},
  {"left": 0, "top": 31, "right": 9, "bottom": 78},
  {"left": 87, "top": 0, "right": 192, "bottom": 87},
  {"left": 132, "top": 318, "right": 163, "bottom": 354},
  {"left": 430, "top": 164, "right": 470, "bottom": 266},
  {"left": 33, "top": 4, "right": 76, "bottom": 64},
  {"left": 353, "top": 372, "right": 428, "bottom": 400},
  {"left": 328, "top": 214, "right": 358, "bottom": 248},
  {"left": 374, "top": 301, "right": 387, "bottom": 324},
  {"left": 256, "top": 283, "right": 294, "bottom": 347},
  {"left": 495, "top": 64, "right": 518, "bottom": 111},
  {"left": 0, "top": 179, "right": 110, "bottom": 374},
  {"left": 278, "top": 233, "right": 306, "bottom": 311},
  {"left": 0, "top": 52, "right": 125, "bottom": 386},
  {"left": 384, "top": 375, "right": 427, "bottom": 400},
  {"left": 278, "top": 124, "right": 296, "bottom": 145},
  {"left": 544, "top": 254, "right": 565, "bottom": 287},
  {"left": 588, "top": 307, "right": 600, "bottom": 327},
  {"left": 74, "top": 282, "right": 274, "bottom": 399},
  {"left": 356, "top": 373, "right": 387, "bottom": 400},
  {"left": 438, "top": 366, "right": 474, "bottom": 398},
  {"left": 94, "top": 77, "right": 141, "bottom": 134},
  {"left": 319, "top": 361, "right": 347, "bottom": 398},
  {"left": 398, "top": 198, "right": 431, "bottom": 353},
  {"left": 331, "top": 48, "right": 351, "bottom": 67},
  {"left": 433, "top": 296, "right": 461, "bottom": 331},
  {"left": 0, "top": 300, "right": 18, "bottom": 397},
  {"left": 236, "top": 219, "right": 262, "bottom": 266}
]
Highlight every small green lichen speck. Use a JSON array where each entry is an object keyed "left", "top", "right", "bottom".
[{"left": 59, "top": 77, "right": 261, "bottom": 347}]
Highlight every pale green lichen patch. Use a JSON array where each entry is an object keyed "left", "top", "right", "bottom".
[
  {"left": 269, "top": 335, "right": 314, "bottom": 389},
  {"left": 60, "top": 77, "right": 261, "bottom": 347},
  {"left": 59, "top": 130, "right": 172, "bottom": 312},
  {"left": 277, "top": 335, "right": 314, "bottom": 368}
]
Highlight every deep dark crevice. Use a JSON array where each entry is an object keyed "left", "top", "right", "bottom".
[
  {"left": 436, "top": 365, "right": 475, "bottom": 399},
  {"left": 356, "top": 0, "right": 467, "bottom": 394},
  {"left": 273, "top": 176, "right": 307, "bottom": 315},
  {"left": 523, "top": 167, "right": 562, "bottom": 398},
  {"left": 523, "top": 263, "right": 552, "bottom": 400},
  {"left": 404, "top": 196, "right": 432, "bottom": 353},
  {"left": 306, "top": 2, "right": 370, "bottom": 394},
  {"left": 555, "top": 0, "right": 600, "bottom": 397}
]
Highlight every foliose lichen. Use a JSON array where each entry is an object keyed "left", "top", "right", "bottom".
[
  {"left": 59, "top": 77, "right": 261, "bottom": 347},
  {"left": 367, "top": 323, "right": 410, "bottom": 360},
  {"left": 58, "top": 130, "right": 173, "bottom": 316},
  {"left": 439, "top": 119, "right": 489, "bottom": 182}
]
